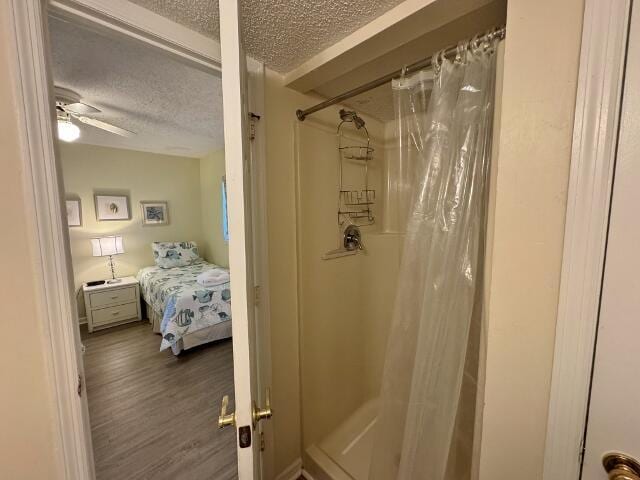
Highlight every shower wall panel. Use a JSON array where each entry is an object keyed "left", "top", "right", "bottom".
[{"left": 295, "top": 117, "right": 395, "bottom": 451}]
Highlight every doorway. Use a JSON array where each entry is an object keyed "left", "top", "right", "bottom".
[
  {"left": 49, "top": 9, "right": 237, "bottom": 480},
  {"left": 6, "top": 0, "right": 271, "bottom": 477}
]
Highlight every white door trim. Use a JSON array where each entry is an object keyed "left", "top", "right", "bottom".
[
  {"left": 543, "top": 0, "right": 631, "bottom": 478},
  {"left": 247, "top": 57, "right": 275, "bottom": 480},
  {"left": 7, "top": 1, "right": 269, "bottom": 478}
]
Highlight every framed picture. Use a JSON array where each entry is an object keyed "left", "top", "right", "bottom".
[
  {"left": 95, "top": 195, "right": 130, "bottom": 221},
  {"left": 66, "top": 199, "right": 81, "bottom": 227},
  {"left": 141, "top": 201, "right": 169, "bottom": 225}
]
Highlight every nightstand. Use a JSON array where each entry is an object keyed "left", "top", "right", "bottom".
[{"left": 83, "top": 276, "right": 142, "bottom": 332}]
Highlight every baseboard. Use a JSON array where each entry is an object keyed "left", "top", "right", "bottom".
[
  {"left": 301, "top": 470, "right": 316, "bottom": 480},
  {"left": 275, "top": 458, "right": 302, "bottom": 480}
]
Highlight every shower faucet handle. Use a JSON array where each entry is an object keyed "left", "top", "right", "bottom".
[{"left": 343, "top": 224, "right": 365, "bottom": 252}]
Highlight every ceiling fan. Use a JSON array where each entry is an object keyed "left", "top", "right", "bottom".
[{"left": 55, "top": 87, "right": 136, "bottom": 142}]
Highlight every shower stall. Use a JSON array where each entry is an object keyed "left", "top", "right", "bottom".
[
  {"left": 295, "top": 109, "right": 402, "bottom": 479},
  {"left": 294, "top": 28, "right": 503, "bottom": 480}
]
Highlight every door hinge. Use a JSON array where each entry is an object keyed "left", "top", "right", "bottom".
[
  {"left": 260, "top": 431, "right": 265, "bottom": 451},
  {"left": 77, "top": 374, "right": 83, "bottom": 397},
  {"left": 249, "top": 112, "right": 260, "bottom": 141},
  {"left": 254, "top": 285, "right": 261, "bottom": 305}
]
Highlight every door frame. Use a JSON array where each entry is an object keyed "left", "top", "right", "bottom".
[
  {"left": 543, "top": 0, "right": 631, "bottom": 478},
  {"left": 6, "top": 0, "right": 272, "bottom": 478}
]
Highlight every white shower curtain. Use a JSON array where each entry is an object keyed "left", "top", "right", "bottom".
[{"left": 369, "top": 37, "right": 498, "bottom": 480}]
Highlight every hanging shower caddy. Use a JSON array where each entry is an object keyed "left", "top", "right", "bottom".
[
  {"left": 322, "top": 110, "right": 375, "bottom": 260},
  {"left": 336, "top": 109, "right": 375, "bottom": 227}
]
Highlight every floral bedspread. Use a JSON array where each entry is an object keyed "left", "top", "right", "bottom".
[{"left": 137, "top": 262, "right": 231, "bottom": 351}]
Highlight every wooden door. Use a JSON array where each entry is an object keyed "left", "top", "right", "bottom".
[{"left": 219, "top": 1, "right": 270, "bottom": 478}]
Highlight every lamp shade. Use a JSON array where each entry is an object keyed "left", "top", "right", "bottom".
[{"left": 91, "top": 236, "right": 124, "bottom": 257}]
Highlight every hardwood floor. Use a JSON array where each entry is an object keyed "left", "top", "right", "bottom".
[{"left": 82, "top": 321, "right": 238, "bottom": 479}]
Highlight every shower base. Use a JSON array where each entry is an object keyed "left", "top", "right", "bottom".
[{"left": 304, "top": 398, "right": 378, "bottom": 480}]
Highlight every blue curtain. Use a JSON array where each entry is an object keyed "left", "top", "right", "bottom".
[{"left": 221, "top": 176, "right": 229, "bottom": 242}]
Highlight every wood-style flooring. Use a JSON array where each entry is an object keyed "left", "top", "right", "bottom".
[{"left": 82, "top": 321, "right": 237, "bottom": 479}]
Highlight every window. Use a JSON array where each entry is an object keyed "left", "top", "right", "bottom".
[{"left": 221, "top": 176, "right": 229, "bottom": 242}]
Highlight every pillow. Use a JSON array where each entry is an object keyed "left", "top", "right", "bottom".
[{"left": 152, "top": 241, "right": 202, "bottom": 268}]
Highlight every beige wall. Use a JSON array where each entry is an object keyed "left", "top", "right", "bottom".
[
  {"left": 479, "top": 0, "right": 585, "bottom": 478},
  {"left": 294, "top": 115, "right": 394, "bottom": 450},
  {"left": 60, "top": 143, "right": 207, "bottom": 317},
  {"left": 264, "top": 69, "right": 387, "bottom": 474},
  {"left": 264, "top": 68, "right": 304, "bottom": 475},
  {"left": 199, "top": 149, "right": 229, "bottom": 268},
  {"left": 0, "top": 4, "right": 63, "bottom": 478}
]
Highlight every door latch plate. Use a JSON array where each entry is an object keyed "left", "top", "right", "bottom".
[{"left": 238, "top": 425, "right": 251, "bottom": 448}]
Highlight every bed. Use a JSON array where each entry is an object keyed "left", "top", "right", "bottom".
[{"left": 137, "top": 255, "right": 232, "bottom": 355}]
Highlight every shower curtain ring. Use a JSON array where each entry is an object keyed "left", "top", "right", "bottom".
[
  {"left": 457, "top": 40, "right": 470, "bottom": 63},
  {"left": 432, "top": 50, "right": 442, "bottom": 76},
  {"left": 470, "top": 33, "right": 482, "bottom": 55},
  {"left": 455, "top": 42, "right": 465, "bottom": 63},
  {"left": 483, "top": 29, "right": 494, "bottom": 51}
]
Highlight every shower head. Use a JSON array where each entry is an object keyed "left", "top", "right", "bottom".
[{"left": 339, "top": 109, "right": 365, "bottom": 129}]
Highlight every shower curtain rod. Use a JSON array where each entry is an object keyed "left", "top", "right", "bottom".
[{"left": 296, "top": 25, "right": 506, "bottom": 121}]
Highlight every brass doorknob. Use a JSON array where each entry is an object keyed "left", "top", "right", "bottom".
[
  {"left": 218, "top": 395, "right": 235, "bottom": 429},
  {"left": 252, "top": 387, "right": 272, "bottom": 427},
  {"left": 603, "top": 453, "right": 640, "bottom": 480}
]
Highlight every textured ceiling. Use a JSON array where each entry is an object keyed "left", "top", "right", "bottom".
[
  {"left": 345, "top": 83, "right": 397, "bottom": 122},
  {"left": 128, "top": 0, "right": 406, "bottom": 73},
  {"left": 49, "top": 16, "right": 224, "bottom": 157}
]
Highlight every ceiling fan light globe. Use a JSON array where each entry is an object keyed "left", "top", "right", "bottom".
[{"left": 57, "top": 119, "right": 80, "bottom": 142}]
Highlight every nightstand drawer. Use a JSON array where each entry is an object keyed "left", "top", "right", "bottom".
[
  {"left": 89, "top": 287, "right": 137, "bottom": 308},
  {"left": 92, "top": 302, "right": 138, "bottom": 326}
]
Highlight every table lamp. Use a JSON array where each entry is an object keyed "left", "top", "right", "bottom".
[{"left": 91, "top": 235, "right": 124, "bottom": 284}]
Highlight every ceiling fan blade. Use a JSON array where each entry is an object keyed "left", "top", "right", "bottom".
[
  {"left": 75, "top": 116, "right": 136, "bottom": 137},
  {"left": 64, "top": 102, "right": 100, "bottom": 115}
]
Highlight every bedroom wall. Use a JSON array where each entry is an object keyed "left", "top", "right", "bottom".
[
  {"left": 199, "top": 149, "right": 229, "bottom": 268},
  {"left": 59, "top": 143, "right": 206, "bottom": 318}
]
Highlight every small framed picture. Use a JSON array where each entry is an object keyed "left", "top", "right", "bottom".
[
  {"left": 141, "top": 201, "right": 169, "bottom": 225},
  {"left": 66, "top": 199, "right": 81, "bottom": 227},
  {"left": 95, "top": 195, "right": 130, "bottom": 221}
]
